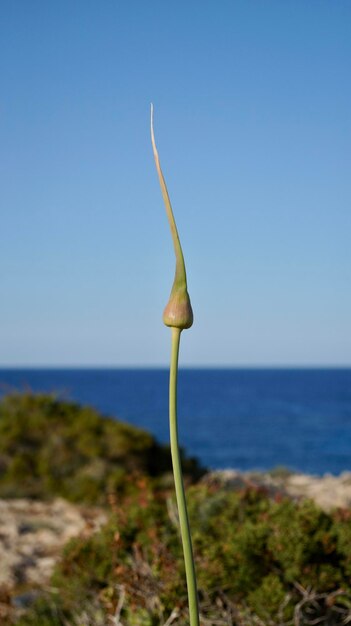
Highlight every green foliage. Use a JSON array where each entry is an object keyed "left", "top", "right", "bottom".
[
  {"left": 247, "top": 573, "right": 287, "bottom": 621},
  {"left": 0, "top": 392, "right": 203, "bottom": 504},
  {"left": 17, "top": 483, "right": 351, "bottom": 625},
  {"left": 3, "top": 392, "right": 350, "bottom": 624}
]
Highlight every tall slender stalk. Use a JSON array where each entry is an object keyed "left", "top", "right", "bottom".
[
  {"left": 151, "top": 106, "right": 200, "bottom": 626},
  {"left": 169, "top": 327, "right": 199, "bottom": 626}
]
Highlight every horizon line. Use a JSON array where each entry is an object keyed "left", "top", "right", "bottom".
[{"left": 0, "top": 364, "right": 350, "bottom": 370}]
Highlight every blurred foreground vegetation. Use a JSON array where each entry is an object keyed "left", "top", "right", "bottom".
[
  {"left": 1, "top": 393, "right": 351, "bottom": 625},
  {"left": 18, "top": 480, "right": 351, "bottom": 625},
  {"left": 0, "top": 392, "right": 202, "bottom": 504}
]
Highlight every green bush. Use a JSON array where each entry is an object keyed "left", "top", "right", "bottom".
[
  {"left": 0, "top": 392, "right": 203, "bottom": 504},
  {"left": 17, "top": 482, "right": 351, "bottom": 625}
]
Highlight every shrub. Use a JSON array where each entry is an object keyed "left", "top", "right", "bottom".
[
  {"left": 17, "top": 482, "right": 351, "bottom": 625},
  {"left": 0, "top": 392, "right": 203, "bottom": 504}
]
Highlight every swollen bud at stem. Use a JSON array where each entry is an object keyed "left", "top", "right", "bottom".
[
  {"left": 163, "top": 285, "right": 193, "bottom": 330},
  {"left": 150, "top": 104, "right": 194, "bottom": 331}
]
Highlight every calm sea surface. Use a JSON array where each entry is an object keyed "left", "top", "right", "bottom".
[{"left": 0, "top": 368, "right": 350, "bottom": 475}]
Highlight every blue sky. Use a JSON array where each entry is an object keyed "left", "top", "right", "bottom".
[{"left": 1, "top": 1, "right": 350, "bottom": 366}]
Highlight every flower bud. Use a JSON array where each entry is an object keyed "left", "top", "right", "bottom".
[{"left": 163, "top": 287, "right": 194, "bottom": 330}]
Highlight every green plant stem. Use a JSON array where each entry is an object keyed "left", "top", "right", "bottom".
[{"left": 169, "top": 326, "right": 200, "bottom": 626}]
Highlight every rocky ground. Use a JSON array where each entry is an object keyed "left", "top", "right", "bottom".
[
  {"left": 0, "top": 498, "right": 107, "bottom": 622},
  {"left": 1, "top": 471, "right": 351, "bottom": 622},
  {"left": 203, "top": 469, "right": 351, "bottom": 511}
]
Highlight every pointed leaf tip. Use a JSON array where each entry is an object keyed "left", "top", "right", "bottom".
[{"left": 151, "top": 108, "right": 193, "bottom": 330}]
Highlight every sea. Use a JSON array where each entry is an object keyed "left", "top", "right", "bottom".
[{"left": 0, "top": 368, "right": 350, "bottom": 476}]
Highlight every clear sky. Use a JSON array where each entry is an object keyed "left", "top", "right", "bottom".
[{"left": 1, "top": 1, "right": 350, "bottom": 366}]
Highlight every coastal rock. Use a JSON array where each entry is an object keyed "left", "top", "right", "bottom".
[
  {"left": 0, "top": 498, "right": 107, "bottom": 590},
  {"left": 287, "top": 471, "right": 351, "bottom": 510},
  {"left": 202, "top": 470, "right": 351, "bottom": 511}
]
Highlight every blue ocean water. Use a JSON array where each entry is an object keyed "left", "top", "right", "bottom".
[{"left": 0, "top": 368, "right": 350, "bottom": 475}]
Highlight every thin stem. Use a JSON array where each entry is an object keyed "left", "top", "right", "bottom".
[{"left": 169, "top": 327, "right": 200, "bottom": 626}]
